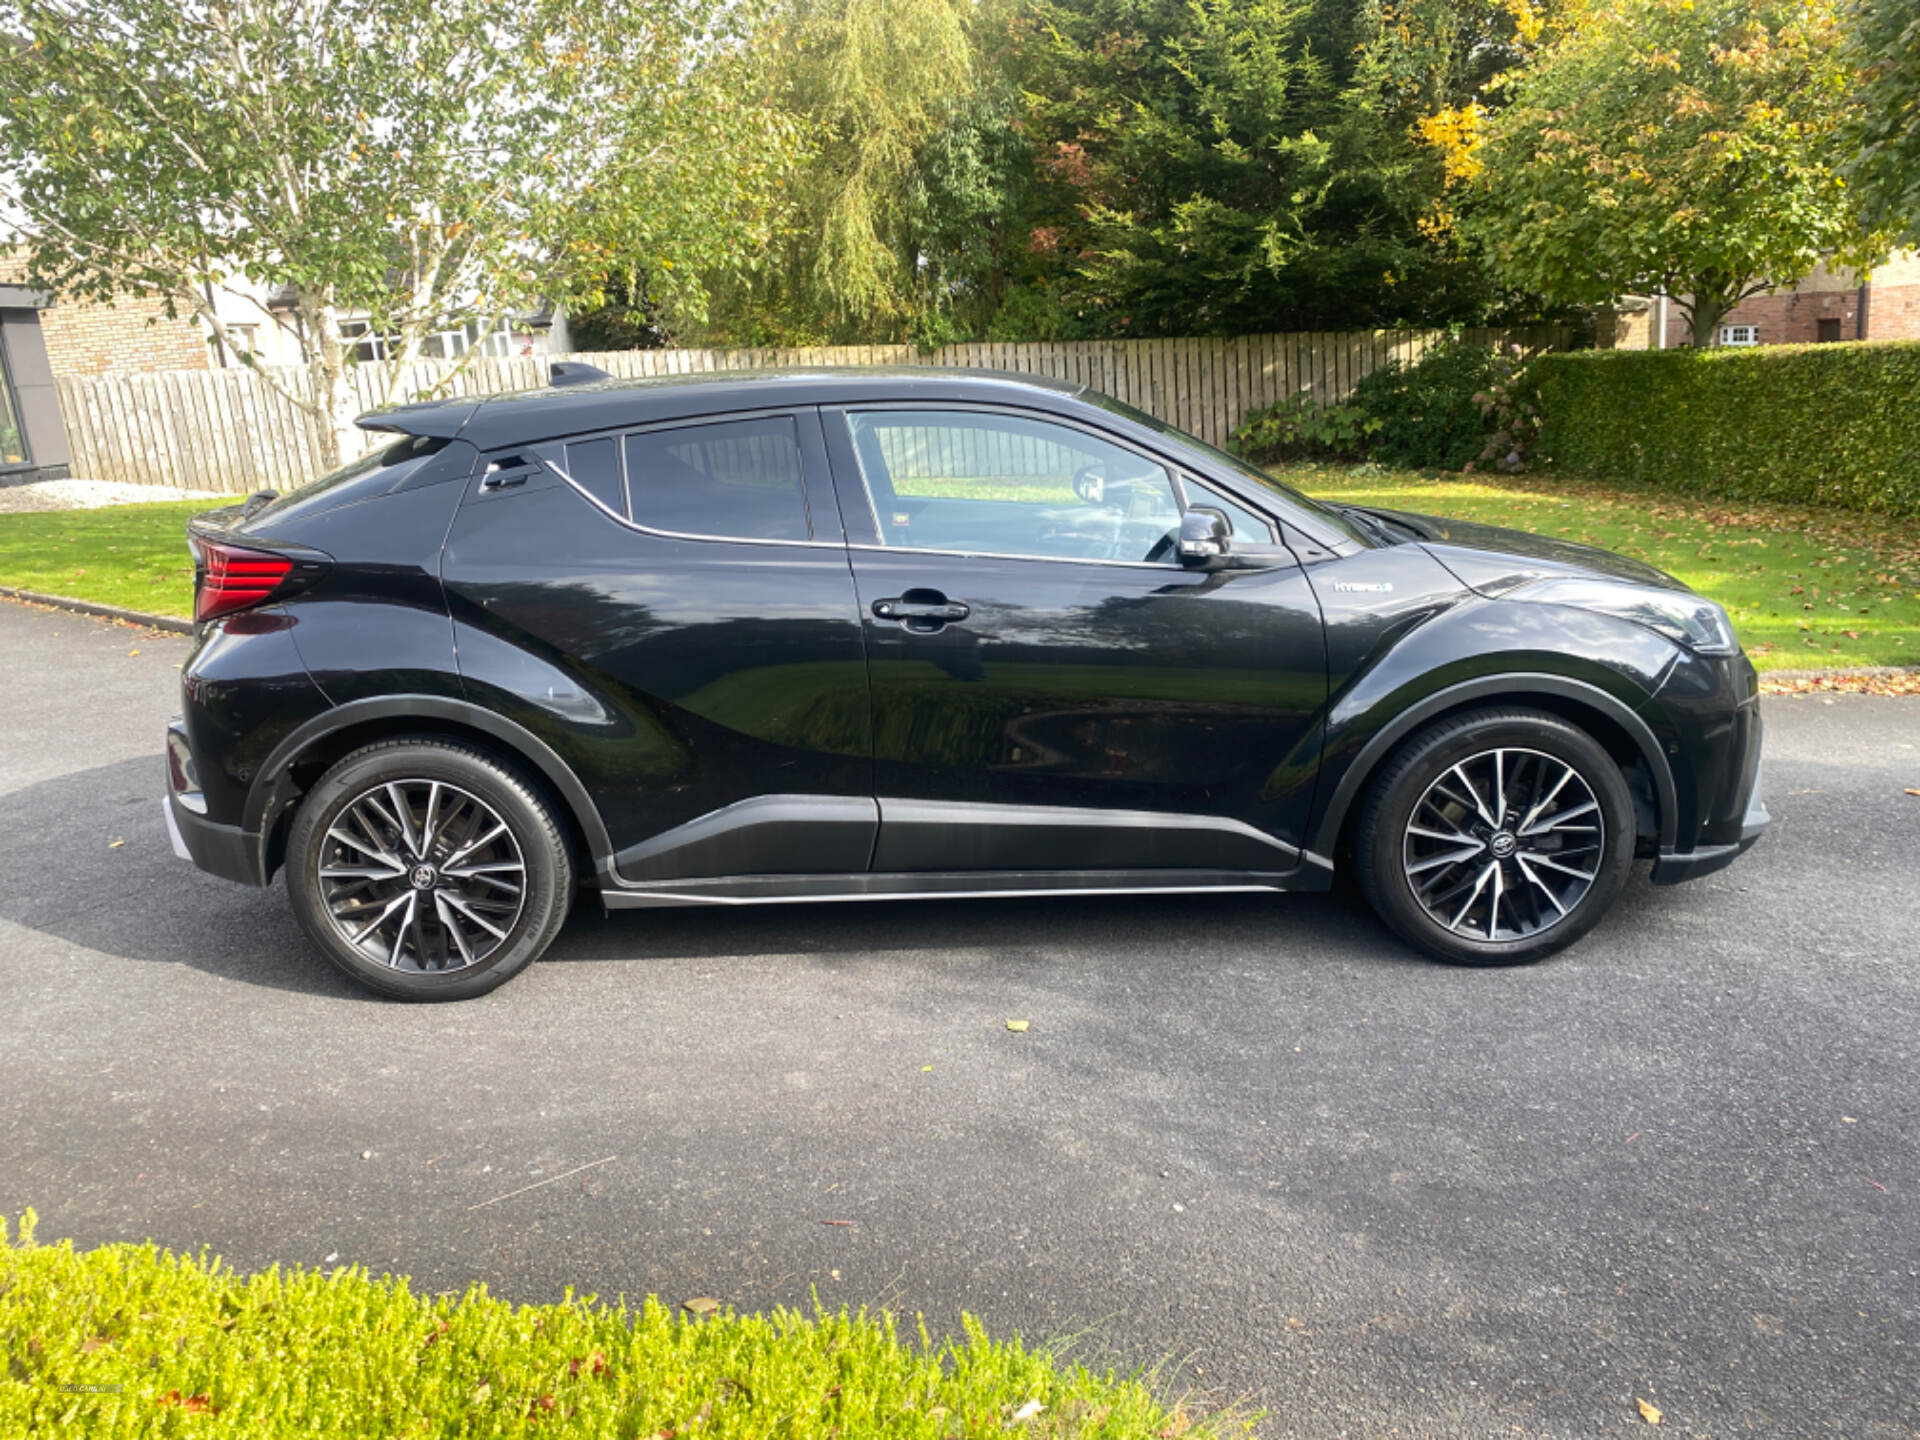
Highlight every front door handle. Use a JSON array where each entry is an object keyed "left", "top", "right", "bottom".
[{"left": 872, "top": 592, "right": 970, "bottom": 631}]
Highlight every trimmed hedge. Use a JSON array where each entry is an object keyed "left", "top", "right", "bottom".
[
  {"left": 0, "top": 1211, "right": 1246, "bottom": 1439},
  {"left": 1533, "top": 342, "right": 1920, "bottom": 516}
]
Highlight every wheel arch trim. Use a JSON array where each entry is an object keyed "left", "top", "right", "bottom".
[
  {"left": 246, "top": 695, "right": 616, "bottom": 876},
  {"left": 1309, "top": 673, "right": 1677, "bottom": 858}
]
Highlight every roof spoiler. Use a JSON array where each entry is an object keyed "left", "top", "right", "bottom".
[{"left": 354, "top": 397, "right": 481, "bottom": 439}]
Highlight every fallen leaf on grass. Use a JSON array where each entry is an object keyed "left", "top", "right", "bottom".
[
  {"left": 157, "top": 1392, "right": 217, "bottom": 1415},
  {"left": 1637, "top": 1397, "right": 1662, "bottom": 1424},
  {"left": 681, "top": 1297, "right": 720, "bottom": 1318},
  {"left": 1005, "top": 1019, "right": 1029, "bottom": 1032}
]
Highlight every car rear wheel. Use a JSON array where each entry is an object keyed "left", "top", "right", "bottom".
[
  {"left": 1354, "top": 707, "right": 1635, "bottom": 966},
  {"left": 286, "top": 738, "right": 573, "bottom": 1000}
]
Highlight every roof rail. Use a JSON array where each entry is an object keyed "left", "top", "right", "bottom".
[{"left": 548, "top": 361, "right": 613, "bottom": 388}]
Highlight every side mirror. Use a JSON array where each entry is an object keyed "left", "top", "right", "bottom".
[{"left": 1177, "top": 507, "right": 1231, "bottom": 567}]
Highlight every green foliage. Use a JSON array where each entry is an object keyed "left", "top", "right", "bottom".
[
  {"left": 1232, "top": 392, "right": 1382, "bottom": 463},
  {"left": 0, "top": 0, "right": 798, "bottom": 460},
  {"left": 1232, "top": 340, "right": 1530, "bottom": 470},
  {"left": 1843, "top": 0, "right": 1920, "bottom": 243},
  {"left": 1294, "top": 463, "right": 1920, "bottom": 668},
  {"left": 1461, "top": 0, "right": 1873, "bottom": 346},
  {"left": 1003, "top": 0, "right": 1539, "bottom": 338},
  {"left": 695, "top": 0, "right": 986, "bottom": 346},
  {"left": 1534, "top": 344, "right": 1920, "bottom": 515},
  {"left": 1341, "top": 340, "right": 1508, "bottom": 469},
  {"left": 0, "top": 1211, "right": 1247, "bottom": 1439}
]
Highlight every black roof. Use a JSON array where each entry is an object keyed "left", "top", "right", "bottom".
[{"left": 357, "top": 367, "right": 1089, "bottom": 449}]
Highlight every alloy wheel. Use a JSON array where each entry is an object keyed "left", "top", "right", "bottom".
[
  {"left": 316, "top": 779, "right": 527, "bottom": 971},
  {"left": 1400, "top": 746, "right": 1603, "bottom": 942}
]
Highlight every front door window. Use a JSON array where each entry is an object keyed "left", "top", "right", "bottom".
[{"left": 845, "top": 409, "right": 1182, "bottom": 565}]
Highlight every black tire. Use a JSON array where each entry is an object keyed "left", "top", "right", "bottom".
[
  {"left": 1354, "top": 707, "right": 1635, "bottom": 967},
  {"left": 285, "top": 738, "right": 574, "bottom": 1000}
]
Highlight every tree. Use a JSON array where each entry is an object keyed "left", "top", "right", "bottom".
[
  {"left": 1457, "top": 0, "right": 1872, "bottom": 346},
  {"left": 1843, "top": 0, "right": 1920, "bottom": 242},
  {"left": 984, "top": 0, "right": 1562, "bottom": 339},
  {"left": 693, "top": 0, "right": 982, "bottom": 346},
  {"left": 0, "top": 0, "right": 798, "bottom": 466}
]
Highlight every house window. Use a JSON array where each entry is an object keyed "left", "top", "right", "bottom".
[
  {"left": 0, "top": 341, "right": 27, "bottom": 466},
  {"left": 226, "top": 323, "right": 261, "bottom": 358},
  {"left": 338, "top": 319, "right": 392, "bottom": 363},
  {"left": 1719, "top": 324, "right": 1760, "bottom": 347},
  {"left": 1817, "top": 318, "right": 1842, "bottom": 343}
]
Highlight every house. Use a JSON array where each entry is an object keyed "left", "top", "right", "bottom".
[
  {"left": 1602, "top": 250, "right": 1920, "bottom": 349},
  {"left": 201, "top": 277, "right": 573, "bottom": 370},
  {"left": 0, "top": 261, "right": 73, "bottom": 482}
]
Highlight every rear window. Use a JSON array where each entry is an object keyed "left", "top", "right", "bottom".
[
  {"left": 622, "top": 416, "right": 810, "bottom": 542},
  {"left": 243, "top": 434, "right": 459, "bottom": 527}
]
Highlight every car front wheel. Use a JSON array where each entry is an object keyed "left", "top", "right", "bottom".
[
  {"left": 285, "top": 738, "right": 574, "bottom": 1000},
  {"left": 1355, "top": 707, "right": 1636, "bottom": 966}
]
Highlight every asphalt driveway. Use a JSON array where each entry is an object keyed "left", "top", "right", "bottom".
[{"left": 1, "top": 597, "right": 1916, "bottom": 1438}]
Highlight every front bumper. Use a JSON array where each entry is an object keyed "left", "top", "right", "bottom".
[{"left": 1650, "top": 755, "right": 1768, "bottom": 885}]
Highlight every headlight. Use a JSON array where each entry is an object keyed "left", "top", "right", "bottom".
[{"left": 1513, "top": 577, "right": 1740, "bottom": 655}]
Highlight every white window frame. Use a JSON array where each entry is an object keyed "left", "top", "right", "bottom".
[{"left": 1719, "top": 324, "right": 1760, "bottom": 347}]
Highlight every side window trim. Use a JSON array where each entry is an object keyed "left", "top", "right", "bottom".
[
  {"left": 822, "top": 402, "right": 1194, "bottom": 571},
  {"left": 523, "top": 406, "right": 846, "bottom": 551}
]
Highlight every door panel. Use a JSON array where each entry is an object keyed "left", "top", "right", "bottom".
[
  {"left": 441, "top": 409, "right": 873, "bottom": 879},
  {"left": 823, "top": 406, "right": 1329, "bottom": 870}
]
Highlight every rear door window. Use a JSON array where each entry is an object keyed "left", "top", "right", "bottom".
[
  {"left": 559, "top": 437, "right": 625, "bottom": 513},
  {"left": 623, "top": 416, "right": 810, "bottom": 542}
]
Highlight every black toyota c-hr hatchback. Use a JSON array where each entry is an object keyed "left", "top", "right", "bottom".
[{"left": 164, "top": 365, "right": 1767, "bottom": 999}]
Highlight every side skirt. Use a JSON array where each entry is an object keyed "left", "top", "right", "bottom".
[{"left": 598, "top": 867, "right": 1325, "bottom": 910}]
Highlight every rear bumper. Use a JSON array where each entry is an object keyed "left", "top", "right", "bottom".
[
  {"left": 165, "top": 793, "right": 269, "bottom": 886},
  {"left": 166, "top": 714, "right": 270, "bottom": 886},
  {"left": 1650, "top": 755, "right": 1768, "bottom": 885}
]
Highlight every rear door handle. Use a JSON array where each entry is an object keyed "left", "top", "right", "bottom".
[{"left": 872, "top": 594, "right": 970, "bottom": 631}]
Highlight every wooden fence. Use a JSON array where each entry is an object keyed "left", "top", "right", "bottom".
[{"left": 53, "top": 326, "right": 1570, "bottom": 493}]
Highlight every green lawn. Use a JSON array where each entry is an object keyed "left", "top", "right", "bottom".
[
  {"left": 4, "top": 476, "right": 1919, "bottom": 671},
  {"left": 0, "top": 500, "right": 206, "bottom": 619},
  {"left": 3, "top": 1210, "right": 1239, "bottom": 1440},
  {"left": 1288, "top": 464, "right": 1920, "bottom": 672}
]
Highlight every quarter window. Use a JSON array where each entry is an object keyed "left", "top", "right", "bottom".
[
  {"left": 846, "top": 409, "right": 1182, "bottom": 564},
  {"left": 622, "top": 416, "right": 810, "bottom": 542}
]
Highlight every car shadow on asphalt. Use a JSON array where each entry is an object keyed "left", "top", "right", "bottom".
[{"left": 7, "top": 754, "right": 1693, "bottom": 996}]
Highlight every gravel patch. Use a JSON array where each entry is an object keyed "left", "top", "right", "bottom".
[{"left": 0, "top": 477, "right": 231, "bottom": 513}]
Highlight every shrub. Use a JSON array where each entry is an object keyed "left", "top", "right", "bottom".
[
  {"left": 0, "top": 1211, "right": 1245, "bottom": 1439},
  {"left": 1533, "top": 343, "right": 1920, "bottom": 516},
  {"left": 1341, "top": 340, "right": 1506, "bottom": 470},
  {"left": 1231, "top": 339, "right": 1537, "bottom": 471},
  {"left": 1228, "top": 389, "right": 1380, "bottom": 462}
]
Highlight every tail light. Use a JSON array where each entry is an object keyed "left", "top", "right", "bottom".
[{"left": 195, "top": 540, "right": 294, "bottom": 623}]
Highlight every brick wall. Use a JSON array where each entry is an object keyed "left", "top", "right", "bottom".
[
  {"left": 0, "top": 254, "right": 209, "bottom": 376},
  {"left": 1660, "top": 287, "right": 1865, "bottom": 347},
  {"left": 1863, "top": 282, "right": 1920, "bottom": 341}
]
